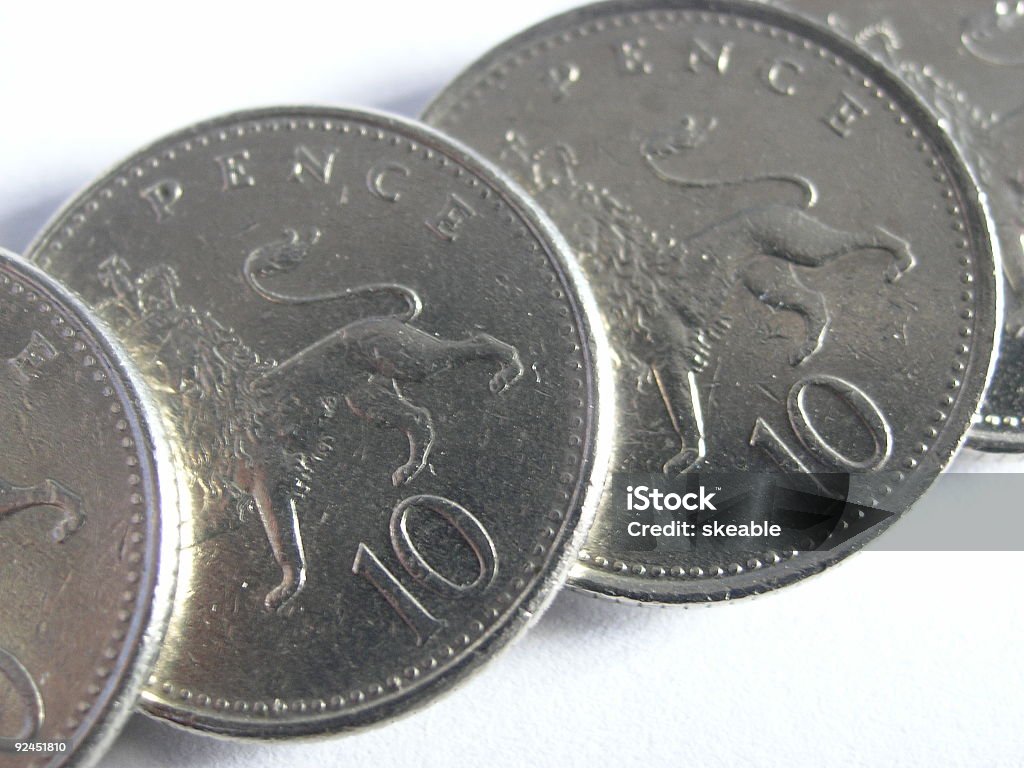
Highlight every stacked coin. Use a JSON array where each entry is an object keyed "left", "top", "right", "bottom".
[
  {"left": 0, "top": 249, "right": 180, "bottom": 766},
  {"left": 0, "top": 0, "right": 1014, "bottom": 763},
  {"left": 423, "top": 0, "right": 1001, "bottom": 603},
  {"left": 767, "top": 0, "right": 1024, "bottom": 451}
]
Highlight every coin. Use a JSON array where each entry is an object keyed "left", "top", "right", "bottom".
[
  {"left": 0, "top": 248, "right": 179, "bottom": 766},
  {"left": 26, "top": 108, "right": 611, "bottom": 737},
  {"left": 760, "top": 2, "right": 1024, "bottom": 452},
  {"left": 424, "top": 0, "right": 1000, "bottom": 602}
]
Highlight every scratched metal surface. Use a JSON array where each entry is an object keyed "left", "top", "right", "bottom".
[
  {"left": 425, "top": 0, "right": 1001, "bottom": 603},
  {"left": 0, "top": 249, "right": 179, "bottom": 767},
  {"left": 760, "top": 0, "right": 1024, "bottom": 452},
  {"left": 1, "top": 3, "right": 1021, "bottom": 767},
  {"left": 25, "top": 107, "right": 613, "bottom": 738}
]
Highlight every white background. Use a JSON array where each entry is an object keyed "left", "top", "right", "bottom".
[{"left": 1, "top": 2, "right": 1022, "bottom": 766}]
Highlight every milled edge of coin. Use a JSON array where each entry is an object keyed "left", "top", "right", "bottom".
[
  {"left": 26, "top": 106, "right": 615, "bottom": 738},
  {"left": 967, "top": 336, "right": 1024, "bottom": 451},
  {"left": 423, "top": 0, "right": 1002, "bottom": 604},
  {"left": 0, "top": 248, "right": 181, "bottom": 766},
  {"left": 967, "top": 424, "right": 1024, "bottom": 452}
]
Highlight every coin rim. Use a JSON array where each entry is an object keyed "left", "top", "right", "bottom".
[
  {"left": 970, "top": 406, "right": 1024, "bottom": 452},
  {"left": 422, "top": 0, "right": 1003, "bottom": 604},
  {"left": 25, "top": 106, "right": 615, "bottom": 738},
  {"left": 967, "top": 330, "right": 1024, "bottom": 448},
  {"left": 0, "top": 247, "right": 181, "bottom": 767}
]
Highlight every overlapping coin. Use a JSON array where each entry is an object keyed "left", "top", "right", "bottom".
[
  {"left": 424, "top": 0, "right": 1001, "bottom": 602},
  {"left": 0, "top": 248, "right": 179, "bottom": 766},
  {"left": 764, "top": 0, "right": 1024, "bottom": 450},
  {"left": 26, "top": 108, "right": 612, "bottom": 737}
]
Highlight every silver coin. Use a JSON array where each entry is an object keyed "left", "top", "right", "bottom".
[
  {"left": 425, "top": 0, "right": 1000, "bottom": 602},
  {"left": 26, "top": 108, "right": 611, "bottom": 737},
  {"left": 760, "top": 2, "right": 1024, "bottom": 452},
  {"left": 0, "top": 248, "right": 179, "bottom": 766}
]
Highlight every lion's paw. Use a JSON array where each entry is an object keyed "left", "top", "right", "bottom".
[
  {"left": 52, "top": 507, "right": 85, "bottom": 543},
  {"left": 878, "top": 227, "right": 915, "bottom": 282},
  {"left": 392, "top": 459, "right": 426, "bottom": 487},
  {"left": 264, "top": 568, "right": 303, "bottom": 613},
  {"left": 490, "top": 361, "right": 524, "bottom": 394},
  {"left": 663, "top": 447, "right": 701, "bottom": 477},
  {"left": 790, "top": 339, "right": 822, "bottom": 367}
]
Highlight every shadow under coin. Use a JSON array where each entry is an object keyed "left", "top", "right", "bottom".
[
  {"left": 532, "top": 586, "right": 683, "bottom": 642},
  {"left": 0, "top": 191, "right": 77, "bottom": 254},
  {"left": 370, "top": 85, "right": 443, "bottom": 119},
  {"left": 105, "top": 713, "right": 265, "bottom": 767}
]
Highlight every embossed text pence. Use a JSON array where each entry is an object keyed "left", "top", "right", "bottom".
[
  {"left": 763, "top": 0, "right": 1024, "bottom": 451},
  {"left": 425, "top": 0, "right": 1000, "bottom": 602},
  {"left": 26, "top": 108, "right": 611, "bottom": 737},
  {"left": 0, "top": 249, "right": 179, "bottom": 767}
]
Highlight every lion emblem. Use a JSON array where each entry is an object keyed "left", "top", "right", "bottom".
[
  {"left": 96, "top": 234, "right": 523, "bottom": 611},
  {"left": 822, "top": 6, "right": 1024, "bottom": 332},
  {"left": 500, "top": 126, "right": 915, "bottom": 475}
]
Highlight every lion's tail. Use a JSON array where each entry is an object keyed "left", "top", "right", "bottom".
[
  {"left": 243, "top": 229, "right": 422, "bottom": 321},
  {"left": 644, "top": 156, "right": 819, "bottom": 208},
  {"left": 246, "top": 274, "right": 423, "bottom": 322}
]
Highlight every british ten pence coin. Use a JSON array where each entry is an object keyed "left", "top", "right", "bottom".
[
  {"left": 27, "top": 108, "right": 612, "bottom": 737},
  {"left": 0, "top": 248, "right": 179, "bottom": 766},
  {"left": 424, "top": 0, "right": 1000, "bottom": 603}
]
